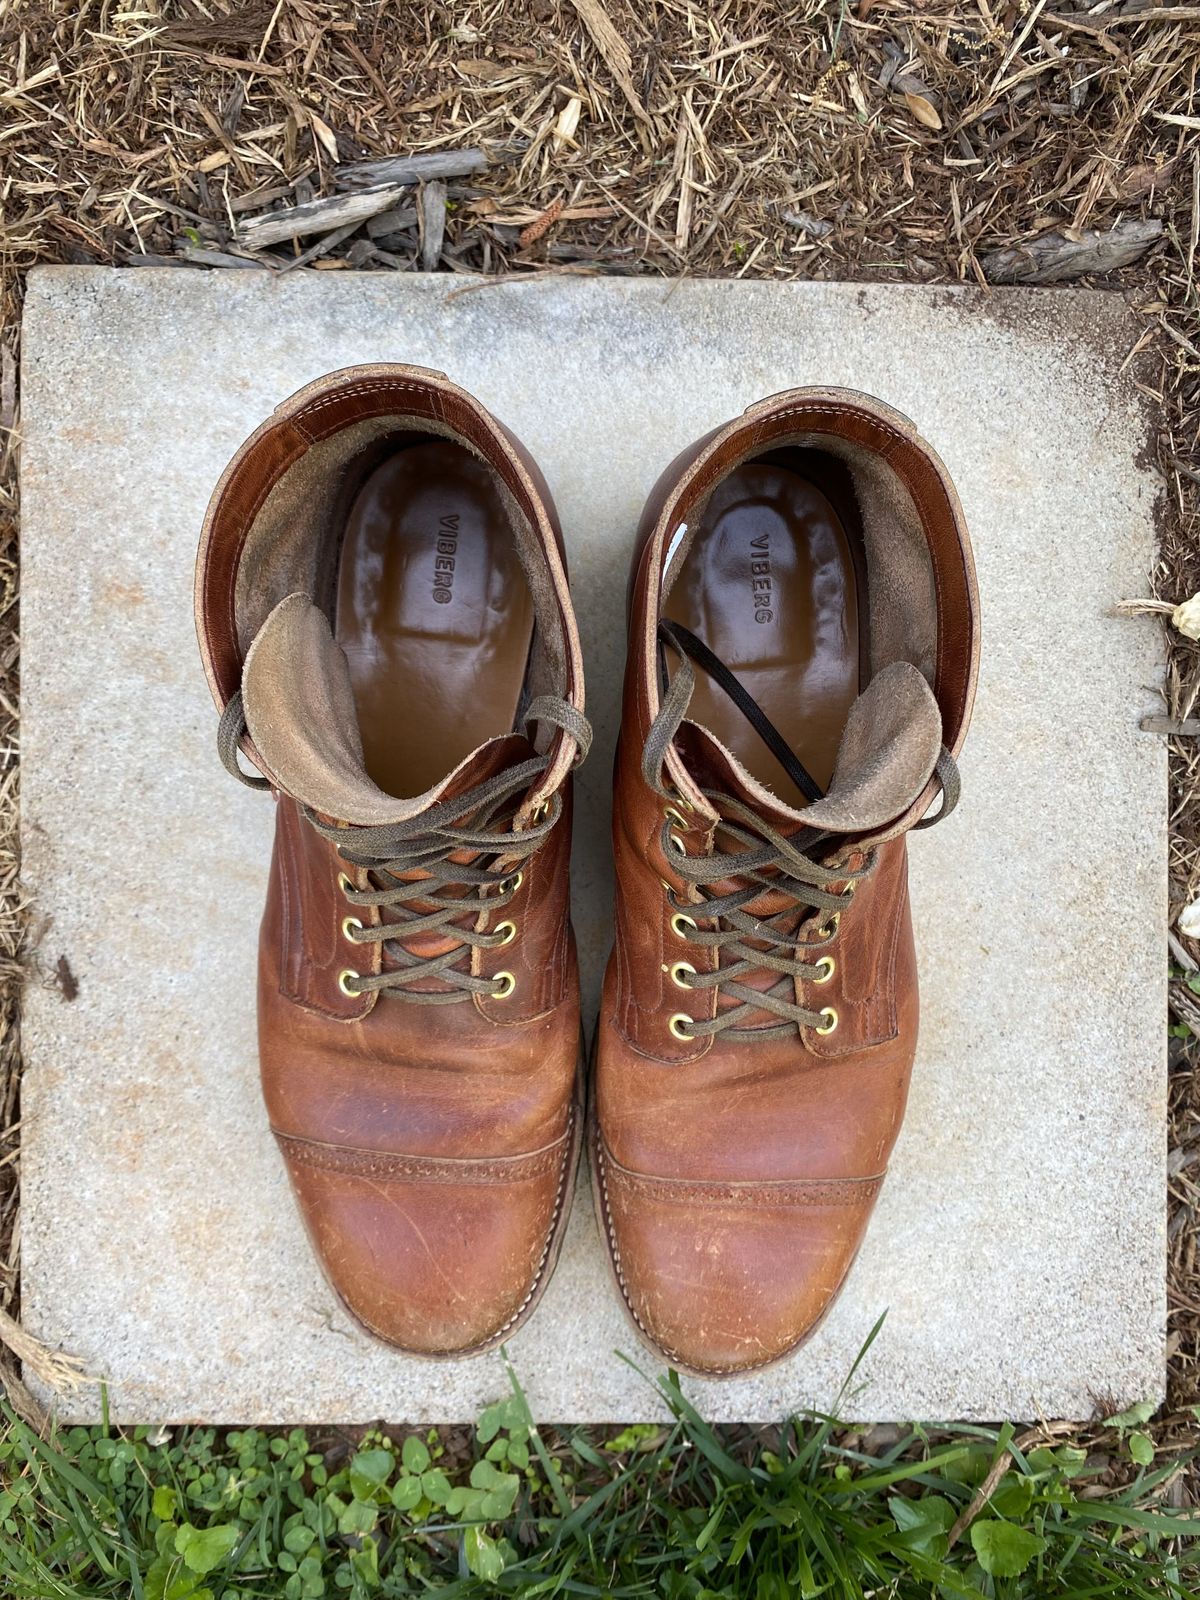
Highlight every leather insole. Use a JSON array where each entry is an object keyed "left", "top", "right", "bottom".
[
  {"left": 665, "top": 460, "right": 861, "bottom": 806},
  {"left": 335, "top": 441, "right": 534, "bottom": 798}
]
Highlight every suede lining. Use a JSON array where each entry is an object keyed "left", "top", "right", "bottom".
[
  {"left": 242, "top": 593, "right": 537, "bottom": 826},
  {"left": 233, "top": 412, "right": 567, "bottom": 747}
]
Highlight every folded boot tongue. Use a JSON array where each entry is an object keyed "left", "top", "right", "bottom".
[
  {"left": 678, "top": 659, "right": 943, "bottom": 837},
  {"left": 240, "top": 593, "right": 534, "bottom": 824}
]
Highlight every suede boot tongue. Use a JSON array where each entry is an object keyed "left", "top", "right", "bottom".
[
  {"left": 677, "top": 659, "right": 943, "bottom": 839},
  {"left": 241, "top": 593, "right": 534, "bottom": 823}
]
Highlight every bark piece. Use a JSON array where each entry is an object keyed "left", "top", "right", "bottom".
[
  {"left": 236, "top": 185, "right": 405, "bottom": 249},
  {"left": 366, "top": 205, "right": 418, "bottom": 239},
  {"left": 336, "top": 149, "right": 490, "bottom": 191},
  {"left": 419, "top": 181, "right": 447, "bottom": 271},
  {"left": 982, "top": 219, "right": 1163, "bottom": 284}
]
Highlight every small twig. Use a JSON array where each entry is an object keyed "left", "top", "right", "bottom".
[
  {"left": 946, "top": 1428, "right": 1043, "bottom": 1548},
  {"left": 0, "top": 1306, "right": 91, "bottom": 1394},
  {"left": 276, "top": 219, "right": 362, "bottom": 274},
  {"left": 1141, "top": 715, "right": 1200, "bottom": 736},
  {"left": 178, "top": 246, "right": 269, "bottom": 269},
  {"left": 1112, "top": 599, "right": 1175, "bottom": 617}
]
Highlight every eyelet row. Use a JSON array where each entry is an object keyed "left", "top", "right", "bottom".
[
  {"left": 333, "top": 868, "right": 519, "bottom": 1002},
  {"left": 337, "top": 870, "right": 363, "bottom": 997},
  {"left": 672, "top": 1004, "right": 838, "bottom": 1043},
  {"left": 658, "top": 831, "right": 848, "bottom": 1044},
  {"left": 666, "top": 827, "right": 696, "bottom": 1031},
  {"left": 664, "top": 803, "right": 690, "bottom": 856}
]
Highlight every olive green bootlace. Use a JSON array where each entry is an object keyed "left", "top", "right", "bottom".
[
  {"left": 220, "top": 691, "right": 590, "bottom": 1004},
  {"left": 644, "top": 622, "right": 959, "bottom": 1043}
]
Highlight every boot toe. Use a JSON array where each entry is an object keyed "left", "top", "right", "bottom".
[
  {"left": 596, "top": 1138, "right": 880, "bottom": 1375},
  {"left": 279, "top": 1131, "right": 575, "bottom": 1356}
]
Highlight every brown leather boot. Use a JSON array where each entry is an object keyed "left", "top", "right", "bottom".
[
  {"left": 593, "top": 388, "right": 978, "bottom": 1377},
  {"left": 195, "top": 365, "right": 590, "bottom": 1357}
]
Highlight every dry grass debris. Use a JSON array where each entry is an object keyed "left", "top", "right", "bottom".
[{"left": 0, "top": 0, "right": 1197, "bottom": 1473}]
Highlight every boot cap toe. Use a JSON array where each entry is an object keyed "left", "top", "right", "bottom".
[
  {"left": 279, "top": 1127, "right": 576, "bottom": 1357},
  {"left": 595, "top": 1135, "right": 881, "bottom": 1376}
]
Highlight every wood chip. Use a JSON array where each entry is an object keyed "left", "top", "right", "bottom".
[
  {"left": 365, "top": 205, "right": 418, "bottom": 240},
  {"left": 309, "top": 110, "right": 340, "bottom": 164},
  {"left": 0, "top": 344, "right": 16, "bottom": 440},
  {"left": 555, "top": 95, "right": 584, "bottom": 148},
  {"left": 781, "top": 209, "right": 833, "bottom": 238},
  {"left": 236, "top": 184, "right": 406, "bottom": 249},
  {"left": 902, "top": 91, "right": 942, "bottom": 131},
  {"left": 569, "top": 0, "right": 651, "bottom": 124},
  {"left": 337, "top": 149, "right": 490, "bottom": 191},
  {"left": 419, "top": 180, "right": 447, "bottom": 271},
  {"left": 982, "top": 219, "right": 1163, "bottom": 283},
  {"left": 1141, "top": 715, "right": 1200, "bottom": 736},
  {"left": 1119, "top": 157, "right": 1179, "bottom": 199}
]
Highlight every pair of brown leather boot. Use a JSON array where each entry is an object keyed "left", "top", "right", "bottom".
[{"left": 196, "top": 366, "right": 978, "bottom": 1376}]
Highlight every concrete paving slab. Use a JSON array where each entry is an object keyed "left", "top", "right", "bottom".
[{"left": 19, "top": 268, "right": 1166, "bottom": 1422}]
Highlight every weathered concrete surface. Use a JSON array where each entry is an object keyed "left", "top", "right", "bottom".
[{"left": 19, "top": 269, "right": 1167, "bottom": 1423}]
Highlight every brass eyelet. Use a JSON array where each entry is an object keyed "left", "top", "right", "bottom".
[
  {"left": 667, "top": 831, "right": 687, "bottom": 856},
  {"left": 814, "top": 956, "right": 835, "bottom": 985},
  {"left": 671, "top": 911, "right": 697, "bottom": 939},
  {"left": 843, "top": 880, "right": 857, "bottom": 899},
  {"left": 664, "top": 805, "right": 688, "bottom": 830},
  {"left": 668, "top": 1013, "right": 694, "bottom": 1041},
  {"left": 666, "top": 960, "right": 696, "bottom": 990},
  {"left": 502, "top": 871, "right": 524, "bottom": 896},
  {"left": 493, "top": 919, "right": 517, "bottom": 947},
  {"left": 815, "top": 1006, "right": 839, "bottom": 1035},
  {"left": 337, "top": 969, "right": 361, "bottom": 998},
  {"left": 818, "top": 912, "right": 841, "bottom": 940},
  {"left": 530, "top": 797, "right": 551, "bottom": 822},
  {"left": 492, "top": 970, "right": 516, "bottom": 1000},
  {"left": 341, "top": 916, "right": 363, "bottom": 942},
  {"left": 337, "top": 872, "right": 354, "bottom": 896}
]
